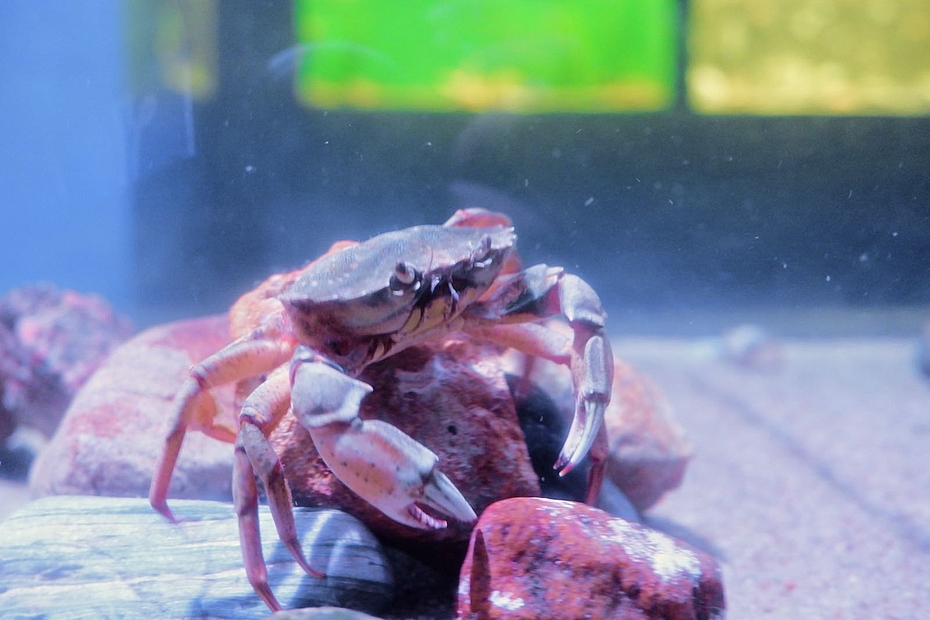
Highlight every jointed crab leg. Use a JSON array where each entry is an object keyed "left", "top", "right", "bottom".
[
  {"left": 234, "top": 365, "right": 324, "bottom": 612},
  {"left": 149, "top": 324, "right": 296, "bottom": 522},
  {"left": 462, "top": 265, "right": 614, "bottom": 501}
]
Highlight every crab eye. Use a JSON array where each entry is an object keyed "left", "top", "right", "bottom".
[
  {"left": 390, "top": 261, "right": 420, "bottom": 294},
  {"left": 393, "top": 261, "right": 416, "bottom": 284}
]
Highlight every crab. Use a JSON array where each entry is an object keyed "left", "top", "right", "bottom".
[{"left": 149, "top": 208, "right": 614, "bottom": 611}]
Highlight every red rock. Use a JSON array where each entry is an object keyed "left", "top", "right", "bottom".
[
  {"left": 0, "top": 323, "right": 18, "bottom": 444},
  {"left": 457, "top": 497, "right": 725, "bottom": 620},
  {"left": 29, "top": 315, "right": 236, "bottom": 500},
  {"left": 0, "top": 283, "right": 134, "bottom": 439},
  {"left": 604, "top": 358, "right": 691, "bottom": 511}
]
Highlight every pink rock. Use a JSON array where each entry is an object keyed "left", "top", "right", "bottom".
[
  {"left": 271, "top": 335, "right": 540, "bottom": 545},
  {"left": 0, "top": 323, "right": 18, "bottom": 443},
  {"left": 0, "top": 283, "right": 134, "bottom": 439},
  {"left": 605, "top": 358, "right": 691, "bottom": 512},
  {"left": 457, "top": 497, "right": 725, "bottom": 620},
  {"left": 29, "top": 315, "right": 236, "bottom": 500}
]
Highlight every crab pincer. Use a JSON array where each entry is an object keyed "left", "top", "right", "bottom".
[
  {"left": 552, "top": 274, "right": 614, "bottom": 476},
  {"left": 289, "top": 352, "right": 477, "bottom": 529},
  {"left": 460, "top": 265, "right": 614, "bottom": 502}
]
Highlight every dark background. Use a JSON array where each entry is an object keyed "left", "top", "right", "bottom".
[{"left": 133, "top": 5, "right": 930, "bottom": 332}]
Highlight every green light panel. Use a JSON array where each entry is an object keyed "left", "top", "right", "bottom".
[{"left": 294, "top": 0, "right": 677, "bottom": 113}]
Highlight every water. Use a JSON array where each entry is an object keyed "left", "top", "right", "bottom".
[{"left": 1, "top": 5, "right": 929, "bottom": 618}]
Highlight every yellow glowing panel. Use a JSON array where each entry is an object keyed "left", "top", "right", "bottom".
[
  {"left": 688, "top": 0, "right": 930, "bottom": 115},
  {"left": 124, "top": 0, "right": 218, "bottom": 100},
  {"left": 159, "top": 0, "right": 218, "bottom": 100}
]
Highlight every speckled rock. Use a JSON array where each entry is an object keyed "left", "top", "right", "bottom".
[
  {"left": 29, "top": 315, "right": 236, "bottom": 500},
  {"left": 271, "top": 336, "right": 540, "bottom": 546},
  {"left": 457, "top": 497, "right": 725, "bottom": 620},
  {"left": 0, "top": 283, "right": 133, "bottom": 440}
]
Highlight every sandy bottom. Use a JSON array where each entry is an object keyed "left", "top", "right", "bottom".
[
  {"left": 0, "top": 479, "right": 31, "bottom": 521},
  {"left": 624, "top": 336, "right": 930, "bottom": 619}
]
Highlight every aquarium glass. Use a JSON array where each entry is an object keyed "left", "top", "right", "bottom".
[{"left": 1, "top": 2, "right": 930, "bottom": 616}]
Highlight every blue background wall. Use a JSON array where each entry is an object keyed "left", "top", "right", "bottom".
[{"left": 0, "top": 2, "right": 132, "bottom": 310}]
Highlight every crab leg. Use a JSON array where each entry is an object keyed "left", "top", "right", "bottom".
[
  {"left": 234, "top": 365, "right": 324, "bottom": 612},
  {"left": 289, "top": 347, "right": 478, "bottom": 529},
  {"left": 462, "top": 265, "right": 614, "bottom": 501},
  {"left": 443, "top": 207, "right": 511, "bottom": 229},
  {"left": 149, "top": 327, "right": 296, "bottom": 522},
  {"left": 443, "top": 207, "right": 523, "bottom": 279}
]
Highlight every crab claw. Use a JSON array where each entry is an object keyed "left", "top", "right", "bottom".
[
  {"left": 321, "top": 417, "right": 478, "bottom": 530},
  {"left": 555, "top": 328, "right": 613, "bottom": 475},
  {"left": 291, "top": 354, "right": 478, "bottom": 530},
  {"left": 416, "top": 467, "right": 478, "bottom": 528},
  {"left": 551, "top": 273, "right": 614, "bottom": 477}
]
